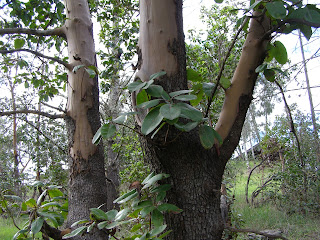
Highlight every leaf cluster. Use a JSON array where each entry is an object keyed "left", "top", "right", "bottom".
[{"left": 64, "top": 172, "right": 181, "bottom": 240}]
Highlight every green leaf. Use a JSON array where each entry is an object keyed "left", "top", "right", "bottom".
[
  {"left": 187, "top": 68, "right": 203, "bottom": 82},
  {"left": 31, "top": 181, "right": 44, "bottom": 187},
  {"left": 106, "top": 209, "right": 118, "bottom": 221},
  {"left": 85, "top": 68, "right": 96, "bottom": 78},
  {"left": 299, "top": 24, "right": 312, "bottom": 40},
  {"left": 214, "top": 0, "right": 223, "bottom": 3},
  {"left": 37, "top": 190, "right": 47, "bottom": 206},
  {"left": 92, "top": 126, "right": 102, "bottom": 144},
  {"left": 157, "top": 203, "right": 182, "bottom": 213},
  {"left": 130, "top": 223, "right": 142, "bottom": 232},
  {"left": 149, "top": 225, "right": 167, "bottom": 237},
  {"left": 31, "top": 217, "right": 44, "bottom": 234},
  {"left": 177, "top": 103, "right": 203, "bottom": 122},
  {"left": 137, "top": 99, "right": 161, "bottom": 109},
  {"left": 150, "top": 184, "right": 172, "bottom": 193},
  {"left": 141, "top": 206, "right": 156, "bottom": 218},
  {"left": 156, "top": 191, "right": 166, "bottom": 202},
  {"left": 150, "top": 71, "right": 166, "bottom": 81},
  {"left": 151, "top": 122, "right": 166, "bottom": 139},
  {"left": 142, "top": 173, "right": 170, "bottom": 190},
  {"left": 174, "top": 121, "right": 198, "bottom": 132},
  {"left": 72, "top": 64, "right": 85, "bottom": 73},
  {"left": 203, "top": 82, "right": 215, "bottom": 97},
  {"left": 117, "top": 191, "right": 138, "bottom": 204},
  {"left": 142, "top": 79, "right": 154, "bottom": 89},
  {"left": 273, "top": 41, "right": 287, "bottom": 64},
  {"left": 199, "top": 125, "right": 215, "bottom": 149},
  {"left": 159, "top": 230, "right": 173, "bottom": 239},
  {"left": 3, "top": 195, "right": 22, "bottom": 202},
  {"left": 136, "top": 89, "right": 149, "bottom": 105},
  {"left": 266, "top": 2, "right": 287, "bottom": 19},
  {"left": 137, "top": 200, "right": 153, "bottom": 208},
  {"left": 25, "top": 198, "right": 37, "bottom": 208},
  {"left": 62, "top": 226, "right": 87, "bottom": 239},
  {"left": 190, "top": 90, "right": 204, "bottom": 107},
  {"left": 12, "top": 229, "right": 28, "bottom": 240},
  {"left": 90, "top": 208, "right": 109, "bottom": 220},
  {"left": 141, "top": 107, "right": 164, "bottom": 135},
  {"left": 128, "top": 81, "right": 146, "bottom": 92},
  {"left": 173, "top": 94, "right": 197, "bottom": 101},
  {"left": 113, "top": 115, "right": 126, "bottom": 124},
  {"left": 305, "top": 7, "right": 320, "bottom": 24},
  {"left": 255, "top": 63, "right": 268, "bottom": 73},
  {"left": 114, "top": 208, "right": 130, "bottom": 221},
  {"left": 212, "top": 129, "right": 223, "bottom": 145},
  {"left": 142, "top": 172, "right": 156, "bottom": 184},
  {"left": 220, "top": 76, "right": 231, "bottom": 89},
  {"left": 152, "top": 209, "right": 163, "bottom": 227},
  {"left": 145, "top": 85, "right": 164, "bottom": 97},
  {"left": 248, "top": 1, "right": 262, "bottom": 11},
  {"left": 48, "top": 189, "right": 63, "bottom": 198},
  {"left": 101, "top": 123, "right": 116, "bottom": 139},
  {"left": 169, "top": 90, "right": 193, "bottom": 98},
  {"left": 37, "top": 211, "right": 59, "bottom": 227},
  {"left": 40, "top": 201, "right": 61, "bottom": 209},
  {"left": 114, "top": 189, "right": 137, "bottom": 204},
  {"left": 160, "top": 104, "right": 181, "bottom": 120},
  {"left": 70, "top": 219, "right": 89, "bottom": 228},
  {"left": 161, "top": 90, "right": 171, "bottom": 101},
  {"left": 87, "top": 222, "right": 95, "bottom": 232},
  {"left": 264, "top": 69, "right": 276, "bottom": 82},
  {"left": 14, "top": 38, "right": 25, "bottom": 49}
]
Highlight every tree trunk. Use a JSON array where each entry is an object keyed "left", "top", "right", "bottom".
[
  {"left": 136, "top": 0, "right": 270, "bottom": 239},
  {"left": 63, "top": 1, "right": 108, "bottom": 238}
]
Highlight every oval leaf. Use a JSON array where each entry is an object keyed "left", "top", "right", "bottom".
[
  {"left": 31, "top": 217, "right": 44, "bottom": 234},
  {"left": 199, "top": 125, "right": 215, "bottom": 149},
  {"left": 266, "top": 1, "right": 287, "bottom": 19},
  {"left": 173, "top": 94, "right": 197, "bottom": 101},
  {"left": 151, "top": 209, "right": 164, "bottom": 227},
  {"left": 101, "top": 123, "right": 116, "bottom": 139},
  {"left": 14, "top": 38, "right": 25, "bottom": 49},
  {"left": 150, "top": 71, "right": 166, "bottom": 81},
  {"left": 141, "top": 107, "right": 164, "bottom": 135},
  {"left": 62, "top": 226, "right": 87, "bottom": 239},
  {"left": 137, "top": 99, "right": 161, "bottom": 109},
  {"left": 160, "top": 104, "right": 181, "bottom": 120},
  {"left": 273, "top": 41, "right": 288, "bottom": 64}
]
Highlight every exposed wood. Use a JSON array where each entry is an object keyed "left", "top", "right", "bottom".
[
  {"left": 0, "top": 27, "right": 66, "bottom": 38},
  {"left": 227, "top": 226, "right": 288, "bottom": 240},
  {"left": 215, "top": 11, "right": 271, "bottom": 141}
]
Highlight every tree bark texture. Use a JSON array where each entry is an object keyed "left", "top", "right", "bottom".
[
  {"left": 137, "top": 1, "right": 271, "bottom": 239},
  {"left": 63, "top": 1, "right": 108, "bottom": 239}
]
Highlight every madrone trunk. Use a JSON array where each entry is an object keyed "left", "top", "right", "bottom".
[
  {"left": 136, "top": 0, "right": 270, "bottom": 239},
  {"left": 64, "top": 1, "right": 108, "bottom": 239}
]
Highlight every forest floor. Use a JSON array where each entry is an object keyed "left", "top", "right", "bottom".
[{"left": 229, "top": 160, "right": 320, "bottom": 240}]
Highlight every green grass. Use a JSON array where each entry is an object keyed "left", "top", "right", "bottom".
[
  {"left": 0, "top": 218, "right": 20, "bottom": 240},
  {"left": 230, "top": 160, "right": 320, "bottom": 240}
]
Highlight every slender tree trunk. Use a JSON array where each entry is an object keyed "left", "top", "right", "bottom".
[
  {"left": 136, "top": 1, "right": 270, "bottom": 239},
  {"left": 298, "top": 30, "right": 320, "bottom": 163},
  {"left": 63, "top": 1, "right": 108, "bottom": 238}
]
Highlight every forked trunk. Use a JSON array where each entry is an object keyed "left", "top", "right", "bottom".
[
  {"left": 137, "top": 0, "right": 270, "bottom": 239},
  {"left": 63, "top": 0, "right": 108, "bottom": 238}
]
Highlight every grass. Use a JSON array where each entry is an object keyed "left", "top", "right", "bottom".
[
  {"left": 0, "top": 218, "right": 20, "bottom": 240},
  {"left": 229, "top": 160, "right": 320, "bottom": 240}
]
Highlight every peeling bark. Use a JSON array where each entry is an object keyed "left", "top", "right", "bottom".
[
  {"left": 63, "top": 1, "right": 108, "bottom": 239},
  {"left": 137, "top": 1, "right": 272, "bottom": 239}
]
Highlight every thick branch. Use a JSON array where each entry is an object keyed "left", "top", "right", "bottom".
[
  {"left": 0, "top": 109, "right": 65, "bottom": 119},
  {"left": 0, "top": 49, "right": 72, "bottom": 70},
  {"left": 227, "top": 227, "right": 288, "bottom": 240},
  {"left": 205, "top": 16, "right": 249, "bottom": 117},
  {"left": 0, "top": 27, "right": 66, "bottom": 39}
]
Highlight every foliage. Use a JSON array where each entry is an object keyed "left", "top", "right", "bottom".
[
  {"left": 63, "top": 172, "right": 181, "bottom": 240},
  {"left": 1, "top": 182, "right": 67, "bottom": 240},
  {"left": 93, "top": 71, "right": 222, "bottom": 150}
]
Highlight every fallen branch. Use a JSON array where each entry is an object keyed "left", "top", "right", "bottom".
[{"left": 227, "top": 226, "right": 288, "bottom": 240}]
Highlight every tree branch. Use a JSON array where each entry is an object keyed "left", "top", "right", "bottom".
[
  {"left": 0, "top": 109, "right": 65, "bottom": 119},
  {"left": 263, "top": 18, "right": 320, "bottom": 40},
  {"left": 0, "top": 27, "right": 66, "bottom": 39},
  {"left": 205, "top": 16, "right": 249, "bottom": 118},
  {"left": 226, "top": 226, "right": 288, "bottom": 240},
  {"left": 0, "top": 48, "right": 72, "bottom": 70}
]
